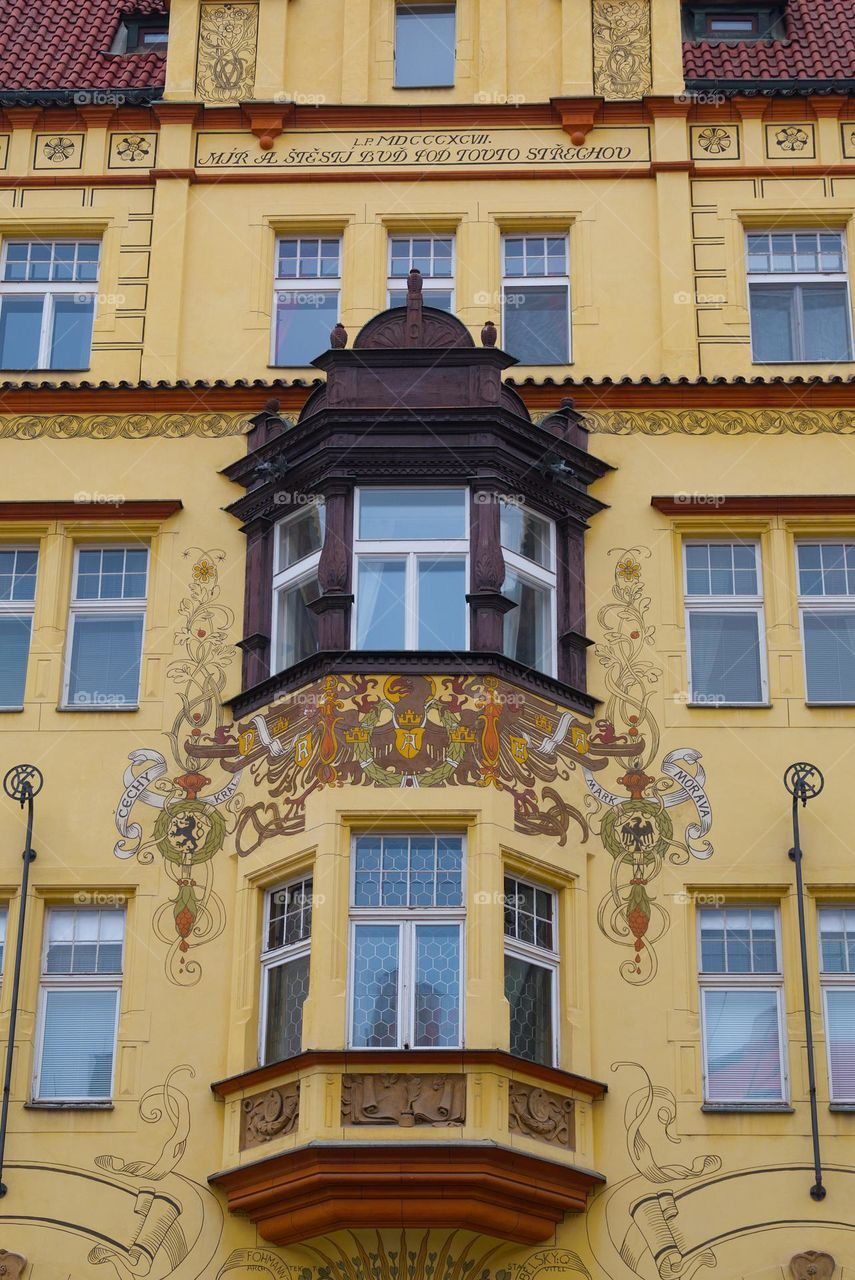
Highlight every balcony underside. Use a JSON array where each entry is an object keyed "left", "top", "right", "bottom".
[{"left": 210, "top": 1140, "right": 604, "bottom": 1245}]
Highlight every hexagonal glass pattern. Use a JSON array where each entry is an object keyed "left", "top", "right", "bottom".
[
  {"left": 505, "top": 954, "right": 553, "bottom": 1066},
  {"left": 352, "top": 924, "right": 400, "bottom": 1047},
  {"left": 353, "top": 834, "right": 463, "bottom": 908},
  {"left": 414, "top": 924, "right": 460, "bottom": 1046},
  {"left": 264, "top": 954, "right": 310, "bottom": 1063}
]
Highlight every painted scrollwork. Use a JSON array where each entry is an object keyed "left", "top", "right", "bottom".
[
  {"left": 241, "top": 1084, "right": 300, "bottom": 1148},
  {"left": 196, "top": 2, "right": 259, "bottom": 102},
  {"left": 593, "top": 0, "right": 653, "bottom": 100},
  {"left": 508, "top": 1083, "right": 575, "bottom": 1149},
  {"left": 341, "top": 1073, "right": 466, "bottom": 1127}
]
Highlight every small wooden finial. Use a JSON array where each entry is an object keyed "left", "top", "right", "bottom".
[
  {"left": 404, "top": 268, "right": 424, "bottom": 347},
  {"left": 481, "top": 320, "right": 497, "bottom": 347},
  {"left": 330, "top": 321, "right": 348, "bottom": 349}
]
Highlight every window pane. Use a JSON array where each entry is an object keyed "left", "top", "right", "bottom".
[
  {"left": 67, "top": 614, "right": 144, "bottom": 708},
  {"left": 359, "top": 489, "right": 466, "bottom": 540},
  {"left": 267, "top": 877, "right": 313, "bottom": 952},
  {"left": 703, "top": 988, "right": 784, "bottom": 1102},
  {"left": 803, "top": 611, "right": 855, "bottom": 702},
  {"left": 389, "top": 287, "right": 453, "bottom": 312},
  {"left": 802, "top": 285, "right": 853, "bottom": 361},
  {"left": 820, "top": 908, "right": 855, "bottom": 973},
  {"left": 356, "top": 559, "right": 406, "bottom": 648},
  {"left": 277, "top": 505, "right": 324, "bottom": 570},
  {"left": 0, "top": 615, "right": 31, "bottom": 707},
  {"left": 0, "top": 296, "right": 43, "bottom": 368},
  {"left": 503, "top": 284, "right": 569, "bottom": 364},
  {"left": 263, "top": 954, "right": 310, "bottom": 1063},
  {"left": 500, "top": 502, "right": 551, "bottom": 568},
  {"left": 417, "top": 557, "right": 466, "bottom": 648},
  {"left": 414, "top": 923, "right": 460, "bottom": 1046},
  {"left": 37, "top": 988, "right": 118, "bottom": 1099},
  {"left": 505, "top": 954, "right": 553, "bottom": 1065},
  {"left": 351, "top": 924, "right": 399, "bottom": 1047},
  {"left": 50, "top": 296, "right": 95, "bottom": 369},
  {"left": 750, "top": 286, "right": 797, "bottom": 361},
  {"left": 275, "top": 576, "right": 320, "bottom": 671},
  {"left": 826, "top": 988, "right": 855, "bottom": 1100},
  {"left": 274, "top": 291, "right": 338, "bottom": 365},
  {"left": 689, "top": 610, "right": 763, "bottom": 704},
  {"left": 395, "top": 3, "right": 456, "bottom": 87},
  {"left": 504, "top": 570, "right": 551, "bottom": 672}
]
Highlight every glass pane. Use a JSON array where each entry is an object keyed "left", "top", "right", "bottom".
[
  {"left": 503, "top": 284, "right": 569, "bottom": 363},
  {"left": 267, "top": 877, "right": 313, "bottom": 951},
  {"left": 688, "top": 610, "right": 763, "bottom": 704},
  {"left": 820, "top": 909, "right": 848, "bottom": 973},
  {"left": 750, "top": 286, "right": 797, "bottom": 361},
  {"left": 417, "top": 557, "right": 466, "bottom": 649},
  {"left": 0, "top": 296, "right": 43, "bottom": 368},
  {"left": 505, "top": 954, "right": 553, "bottom": 1065},
  {"left": 395, "top": 3, "right": 456, "bottom": 87},
  {"left": 351, "top": 924, "right": 399, "bottom": 1047},
  {"left": 274, "top": 291, "right": 339, "bottom": 365},
  {"left": 703, "top": 988, "right": 784, "bottom": 1102},
  {"left": 359, "top": 489, "right": 466, "bottom": 540},
  {"left": 275, "top": 576, "right": 320, "bottom": 670},
  {"left": 414, "top": 924, "right": 460, "bottom": 1046},
  {"left": 803, "top": 612, "right": 855, "bottom": 702},
  {"left": 37, "top": 988, "right": 118, "bottom": 1099},
  {"left": 802, "top": 285, "right": 853, "bottom": 362},
  {"left": 277, "top": 504, "right": 324, "bottom": 570},
  {"left": 0, "top": 615, "right": 31, "bottom": 707},
  {"left": 356, "top": 558, "right": 406, "bottom": 648},
  {"left": 699, "top": 908, "right": 726, "bottom": 972},
  {"left": 500, "top": 502, "right": 551, "bottom": 568},
  {"left": 390, "top": 287, "right": 453, "bottom": 312},
  {"left": 826, "top": 988, "right": 855, "bottom": 1100},
  {"left": 263, "top": 955, "right": 310, "bottom": 1063},
  {"left": 50, "top": 296, "right": 95, "bottom": 369},
  {"left": 503, "top": 570, "right": 551, "bottom": 672},
  {"left": 67, "top": 614, "right": 144, "bottom": 708}
]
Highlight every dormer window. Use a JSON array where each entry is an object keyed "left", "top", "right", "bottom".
[
  {"left": 683, "top": 3, "right": 784, "bottom": 41},
  {"left": 110, "top": 14, "right": 169, "bottom": 55}
]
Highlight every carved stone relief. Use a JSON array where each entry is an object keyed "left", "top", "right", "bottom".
[
  {"left": 790, "top": 1254, "right": 836, "bottom": 1280},
  {"left": 342, "top": 1073, "right": 466, "bottom": 1127},
  {"left": 241, "top": 1083, "right": 300, "bottom": 1149},
  {"left": 508, "top": 1083, "right": 575, "bottom": 1149},
  {"left": 0, "top": 1252, "right": 27, "bottom": 1280}
]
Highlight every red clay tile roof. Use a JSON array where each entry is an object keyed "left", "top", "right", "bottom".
[
  {"left": 683, "top": 0, "right": 855, "bottom": 82},
  {"left": 0, "top": 0, "right": 167, "bottom": 92}
]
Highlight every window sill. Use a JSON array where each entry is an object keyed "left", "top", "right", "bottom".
[
  {"left": 829, "top": 1103, "right": 855, "bottom": 1112},
  {"left": 687, "top": 702, "right": 771, "bottom": 709},
  {"left": 26, "top": 1100, "right": 114, "bottom": 1111},
  {"left": 805, "top": 701, "right": 855, "bottom": 708},
  {"left": 701, "top": 1103, "right": 794, "bottom": 1113},
  {"left": 0, "top": 706, "right": 23, "bottom": 713},
  {"left": 56, "top": 704, "right": 139, "bottom": 713}
]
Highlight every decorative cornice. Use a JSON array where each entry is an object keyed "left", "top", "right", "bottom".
[
  {"left": 0, "top": 500, "right": 182, "bottom": 521},
  {"left": 0, "top": 411, "right": 253, "bottom": 439},
  {"left": 652, "top": 495, "right": 855, "bottom": 516},
  {"left": 584, "top": 408, "right": 855, "bottom": 434}
]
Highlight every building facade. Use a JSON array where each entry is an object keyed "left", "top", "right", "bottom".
[{"left": 0, "top": 1, "right": 855, "bottom": 1278}]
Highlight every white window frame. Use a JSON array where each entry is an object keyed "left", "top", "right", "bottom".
[
  {"left": 270, "top": 502, "right": 325, "bottom": 675},
  {"left": 503, "top": 873, "right": 559, "bottom": 1067},
  {"left": 500, "top": 501, "right": 558, "bottom": 677},
  {"left": 697, "top": 905, "right": 788, "bottom": 1105},
  {"left": 62, "top": 544, "right": 149, "bottom": 710},
  {"left": 270, "top": 235, "right": 342, "bottom": 367},
  {"left": 347, "top": 833, "right": 466, "bottom": 1050},
  {"left": 33, "top": 907, "right": 124, "bottom": 1103},
  {"left": 0, "top": 544, "right": 38, "bottom": 710},
  {"left": 684, "top": 538, "right": 768, "bottom": 707},
  {"left": 387, "top": 234, "right": 455, "bottom": 310},
  {"left": 259, "top": 874, "right": 313, "bottom": 1066},
  {"left": 501, "top": 233, "right": 571, "bottom": 365},
  {"left": 351, "top": 487, "right": 470, "bottom": 650},
  {"left": 818, "top": 906, "right": 855, "bottom": 1103},
  {"left": 394, "top": 2, "right": 457, "bottom": 88},
  {"left": 746, "top": 229, "right": 854, "bottom": 364},
  {"left": 0, "top": 238, "right": 100, "bottom": 370},
  {"left": 795, "top": 538, "right": 855, "bottom": 706}
]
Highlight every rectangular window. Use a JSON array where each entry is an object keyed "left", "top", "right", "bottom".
[
  {"left": 34, "top": 907, "right": 124, "bottom": 1101},
  {"left": 796, "top": 541, "right": 855, "bottom": 704},
  {"left": 349, "top": 834, "right": 464, "bottom": 1049},
  {"left": 747, "top": 231, "right": 853, "bottom": 363},
  {"left": 273, "top": 237, "right": 341, "bottom": 367},
  {"left": 394, "top": 3, "right": 456, "bottom": 87},
  {"left": 502, "top": 234, "right": 570, "bottom": 365},
  {"left": 272, "top": 503, "right": 325, "bottom": 673},
  {"left": 353, "top": 488, "right": 468, "bottom": 651},
  {"left": 0, "top": 239, "right": 99, "bottom": 370},
  {"left": 819, "top": 907, "right": 855, "bottom": 1103},
  {"left": 684, "top": 541, "right": 766, "bottom": 706},
  {"left": 0, "top": 546, "right": 38, "bottom": 709},
  {"left": 261, "top": 876, "right": 313, "bottom": 1064},
  {"left": 503, "top": 874, "right": 558, "bottom": 1066},
  {"left": 707, "top": 13, "right": 760, "bottom": 34},
  {"left": 388, "top": 235, "right": 454, "bottom": 311},
  {"left": 500, "top": 501, "right": 556, "bottom": 675},
  {"left": 64, "top": 546, "right": 148, "bottom": 709},
  {"left": 698, "top": 906, "right": 786, "bottom": 1104}
]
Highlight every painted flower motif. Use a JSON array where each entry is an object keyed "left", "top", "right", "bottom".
[
  {"left": 616, "top": 556, "right": 641, "bottom": 583},
  {"left": 697, "top": 127, "right": 732, "bottom": 155},
  {"left": 775, "top": 127, "right": 809, "bottom": 153},
  {"left": 192, "top": 558, "right": 216, "bottom": 584},
  {"left": 116, "top": 134, "right": 151, "bottom": 163},
  {"left": 43, "top": 135, "right": 75, "bottom": 163}
]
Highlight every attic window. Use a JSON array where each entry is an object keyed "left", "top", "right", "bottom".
[
  {"left": 110, "top": 15, "right": 169, "bottom": 54},
  {"left": 683, "top": 4, "right": 785, "bottom": 41}
]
